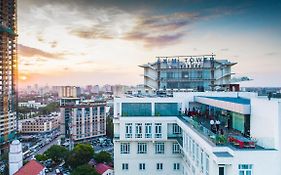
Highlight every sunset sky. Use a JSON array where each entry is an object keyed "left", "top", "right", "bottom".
[{"left": 17, "top": 0, "right": 281, "bottom": 87}]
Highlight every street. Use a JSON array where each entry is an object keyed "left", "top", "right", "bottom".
[{"left": 24, "top": 135, "right": 61, "bottom": 161}]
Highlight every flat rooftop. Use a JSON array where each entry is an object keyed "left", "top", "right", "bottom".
[{"left": 203, "top": 97, "right": 250, "bottom": 105}]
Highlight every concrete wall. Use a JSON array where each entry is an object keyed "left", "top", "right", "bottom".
[{"left": 250, "top": 98, "right": 280, "bottom": 149}]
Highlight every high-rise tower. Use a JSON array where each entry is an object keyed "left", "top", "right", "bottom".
[{"left": 0, "top": 0, "right": 18, "bottom": 154}]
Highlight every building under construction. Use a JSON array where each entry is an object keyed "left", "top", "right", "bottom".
[{"left": 0, "top": 0, "right": 18, "bottom": 154}]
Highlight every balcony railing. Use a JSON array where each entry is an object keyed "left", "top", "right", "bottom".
[
  {"left": 178, "top": 115, "right": 261, "bottom": 149},
  {"left": 178, "top": 116, "right": 225, "bottom": 146}
]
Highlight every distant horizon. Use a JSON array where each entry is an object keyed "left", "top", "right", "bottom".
[{"left": 18, "top": 0, "right": 281, "bottom": 87}]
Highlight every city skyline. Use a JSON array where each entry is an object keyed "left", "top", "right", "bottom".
[{"left": 18, "top": 0, "right": 281, "bottom": 87}]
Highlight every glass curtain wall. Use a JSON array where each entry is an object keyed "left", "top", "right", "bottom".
[{"left": 122, "top": 103, "right": 152, "bottom": 116}]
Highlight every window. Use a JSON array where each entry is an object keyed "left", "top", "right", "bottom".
[
  {"left": 125, "top": 123, "right": 132, "bottom": 138},
  {"left": 192, "top": 140, "right": 196, "bottom": 160},
  {"left": 120, "top": 143, "right": 130, "bottom": 154},
  {"left": 137, "top": 143, "right": 147, "bottom": 154},
  {"left": 173, "top": 163, "right": 180, "bottom": 170},
  {"left": 122, "top": 103, "right": 152, "bottom": 116},
  {"left": 155, "top": 103, "right": 179, "bottom": 116},
  {"left": 200, "top": 149, "right": 204, "bottom": 172},
  {"left": 145, "top": 123, "right": 152, "bottom": 138},
  {"left": 122, "top": 163, "right": 128, "bottom": 170},
  {"left": 196, "top": 144, "right": 199, "bottom": 167},
  {"left": 205, "top": 154, "right": 209, "bottom": 175},
  {"left": 173, "top": 142, "right": 180, "bottom": 154},
  {"left": 172, "top": 123, "right": 181, "bottom": 135},
  {"left": 156, "top": 163, "right": 163, "bottom": 170},
  {"left": 135, "top": 123, "right": 142, "bottom": 138},
  {"left": 188, "top": 136, "right": 192, "bottom": 155},
  {"left": 238, "top": 164, "right": 253, "bottom": 175},
  {"left": 155, "top": 142, "right": 165, "bottom": 154},
  {"left": 139, "top": 163, "right": 146, "bottom": 170},
  {"left": 155, "top": 123, "right": 162, "bottom": 138}
]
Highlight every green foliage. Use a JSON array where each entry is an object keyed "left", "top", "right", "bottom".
[
  {"left": 35, "top": 154, "right": 48, "bottom": 161},
  {"left": 216, "top": 135, "right": 227, "bottom": 144},
  {"left": 45, "top": 145, "right": 69, "bottom": 163},
  {"left": 38, "top": 102, "right": 59, "bottom": 115},
  {"left": 66, "top": 144, "right": 94, "bottom": 169},
  {"left": 106, "top": 116, "right": 113, "bottom": 139},
  {"left": 94, "top": 151, "right": 112, "bottom": 164},
  {"left": 0, "top": 152, "right": 8, "bottom": 161},
  {"left": 71, "top": 164, "right": 99, "bottom": 175},
  {"left": 18, "top": 106, "right": 35, "bottom": 114}
]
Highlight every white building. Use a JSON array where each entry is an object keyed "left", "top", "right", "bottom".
[
  {"left": 9, "top": 140, "right": 23, "bottom": 175},
  {"left": 139, "top": 55, "right": 237, "bottom": 91},
  {"left": 18, "top": 100, "right": 46, "bottom": 109},
  {"left": 58, "top": 86, "right": 81, "bottom": 98},
  {"left": 113, "top": 92, "right": 281, "bottom": 175},
  {"left": 60, "top": 99, "right": 107, "bottom": 142}
]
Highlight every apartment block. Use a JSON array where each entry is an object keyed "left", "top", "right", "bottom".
[{"left": 60, "top": 99, "right": 106, "bottom": 142}]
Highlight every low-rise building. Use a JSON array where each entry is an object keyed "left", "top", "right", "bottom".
[
  {"left": 14, "top": 160, "right": 45, "bottom": 175},
  {"left": 95, "top": 163, "right": 114, "bottom": 175},
  {"left": 20, "top": 117, "right": 59, "bottom": 134},
  {"left": 18, "top": 101, "right": 46, "bottom": 109}
]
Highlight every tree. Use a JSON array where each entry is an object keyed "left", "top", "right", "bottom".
[
  {"left": 94, "top": 151, "right": 112, "bottom": 164},
  {"left": 35, "top": 154, "right": 48, "bottom": 161},
  {"left": 38, "top": 102, "right": 59, "bottom": 115},
  {"left": 71, "top": 165, "right": 99, "bottom": 175},
  {"left": 66, "top": 144, "right": 94, "bottom": 169},
  {"left": 45, "top": 145, "right": 69, "bottom": 163}
]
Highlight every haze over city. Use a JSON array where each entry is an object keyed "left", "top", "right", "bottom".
[{"left": 18, "top": 0, "right": 281, "bottom": 87}]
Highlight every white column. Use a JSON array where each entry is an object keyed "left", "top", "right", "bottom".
[
  {"left": 82, "top": 108, "right": 85, "bottom": 139},
  {"left": 90, "top": 107, "right": 93, "bottom": 137},
  {"left": 9, "top": 140, "right": 23, "bottom": 175},
  {"left": 152, "top": 102, "right": 155, "bottom": 116},
  {"left": 97, "top": 106, "right": 100, "bottom": 134}
]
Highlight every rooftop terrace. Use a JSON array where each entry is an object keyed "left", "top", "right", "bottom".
[{"left": 203, "top": 97, "right": 250, "bottom": 105}]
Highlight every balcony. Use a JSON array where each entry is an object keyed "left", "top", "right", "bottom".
[
  {"left": 178, "top": 115, "right": 261, "bottom": 149},
  {"left": 168, "top": 133, "right": 183, "bottom": 147}
]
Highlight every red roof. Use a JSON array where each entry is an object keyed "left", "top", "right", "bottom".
[
  {"left": 95, "top": 163, "right": 112, "bottom": 174},
  {"left": 14, "top": 160, "right": 44, "bottom": 175}
]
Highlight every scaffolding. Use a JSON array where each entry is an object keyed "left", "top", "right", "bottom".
[{"left": 0, "top": 0, "right": 18, "bottom": 151}]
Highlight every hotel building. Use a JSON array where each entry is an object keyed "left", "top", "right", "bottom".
[
  {"left": 113, "top": 92, "right": 281, "bottom": 175},
  {"left": 139, "top": 55, "right": 237, "bottom": 91},
  {"left": 60, "top": 99, "right": 106, "bottom": 142},
  {"left": 0, "top": 0, "right": 18, "bottom": 154}
]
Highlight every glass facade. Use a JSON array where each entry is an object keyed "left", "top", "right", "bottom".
[
  {"left": 159, "top": 68, "right": 212, "bottom": 90},
  {"left": 232, "top": 112, "right": 245, "bottom": 133},
  {"left": 155, "top": 103, "right": 179, "bottom": 116},
  {"left": 122, "top": 103, "right": 152, "bottom": 116}
]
